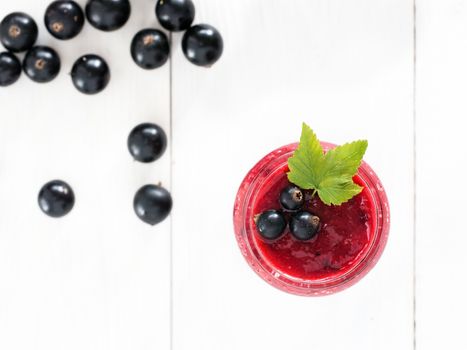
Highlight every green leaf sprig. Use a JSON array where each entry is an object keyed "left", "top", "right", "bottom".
[{"left": 287, "top": 123, "right": 368, "bottom": 206}]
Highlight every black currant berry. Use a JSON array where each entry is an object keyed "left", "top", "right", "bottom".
[
  {"left": 85, "top": 0, "right": 131, "bottom": 31},
  {"left": 134, "top": 184, "right": 172, "bottom": 225},
  {"left": 182, "top": 24, "right": 223, "bottom": 67},
  {"left": 290, "top": 211, "right": 320, "bottom": 241},
  {"left": 155, "top": 0, "right": 195, "bottom": 32},
  {"left": 71, "top": 54, "right": 110, "bottom": 94},
  {"left": 45, "top": 0, "right": 85, "bottom": 40},
  {"left": 255, "top": 210, "right": 287, "bottom": 241},
  {"left": 38, "top": 180, "right": 75, "bottom": 218},
  {"left": 0, "top": 51, "right": 21, "bottom": 86},
  {"left": 280, "top": 185, "right": 304, "bottom": 211},
  {"left": 23, "top": 46, "right": 61, "bottom": 83},
  {"left": 0, "top": 12, "right": 38, "bottom": 52},
  {"left": 131, "top": 29, "right": 170, "bottom": 70},
  {"left": 128, "top": 123, "right": 167, "bottom": 163}
]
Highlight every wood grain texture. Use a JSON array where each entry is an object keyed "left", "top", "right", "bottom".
[
  {"left": 0, "top": 0, "right": 424, "bottom": 349},
  {"left": 416, "top": 0, "right": 467, "bottom": 348},
  {"left": 0, "top": 1, "right": 171, "bottom": 350},
  {"left": 171, "top": 1, "right": 414, "bottom": 349}
]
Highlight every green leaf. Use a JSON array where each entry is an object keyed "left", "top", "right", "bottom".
[
  {"left": 287, "top": 123, "right": 323, "bottom": 189},
  {"left": 317, "top": 179, "right": 363, "bottom": 206},
  {"left": 287, "top": 123, "right": 368, "bottom": 206},
  {"left": 320, "top": 141, "right": 368, "bottom": 179}
]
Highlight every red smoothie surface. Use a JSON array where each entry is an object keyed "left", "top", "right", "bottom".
[{"left": 252, "top": 163, "right": 376, "bottom": 281}]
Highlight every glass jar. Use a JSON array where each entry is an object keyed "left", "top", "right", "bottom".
[{"left": 233, "top": 143, "right": 390, "bottom": 296}]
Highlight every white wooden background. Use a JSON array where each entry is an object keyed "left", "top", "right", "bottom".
[{"left": 0, "top": 0, "right": 462, "bottom": 349}]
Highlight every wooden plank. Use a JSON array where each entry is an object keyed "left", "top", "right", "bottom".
[
  {"left": 0, "top": 1, "right": 171, "bottom": 349},
  {"left": 172, "top": 0, "right": 414, "bottom": 349},
  {"left": 416, "top": 0, "right": 467, "bottom": 348}
]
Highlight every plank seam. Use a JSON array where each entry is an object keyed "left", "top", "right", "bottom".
[
  {"left": 169, "top": 32, "right": 174, "bottom": 350},
  {"left": 413, "top": 1, "right": 417, "bottom": 349}
]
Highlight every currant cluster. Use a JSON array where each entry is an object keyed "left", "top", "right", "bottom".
[
  {"left": 0, "top": 1, "right": 224, "bottom": 226},
  {"left": 138, "top": 0, "right": 224, "bottom": 68},
  {"left": 0, "top": 0, "right": 223, "bottom": 91},
  {"left": 38, "top": 122, "right": 172, "bottom": 225},
  {"left": 255, "top": 185, "right": 321, "bottom": 241}
]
